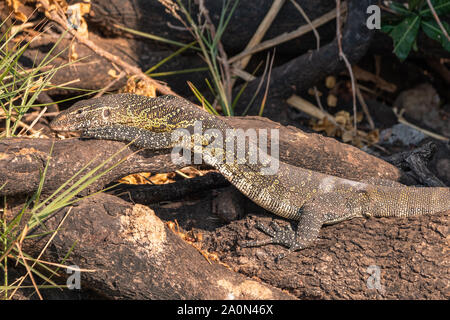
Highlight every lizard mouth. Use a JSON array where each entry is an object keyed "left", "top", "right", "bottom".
[
  {"left": 49, "top": 115, "right": 67, "bottom": 132},
  {"left": 49, "top": 115, "right": 84, "bottom": 132}
]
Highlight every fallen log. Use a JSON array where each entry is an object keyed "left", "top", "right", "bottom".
[
  {"left": 2, "top": 116, "right": 448, "bottom": 299},
  {"left": 0, "top": 116, "right": 403, "bottom": 197},
  {"left": 18, "top": 186, "right": 447, "bottom": 299},
  {"left": 20, "top": 192, "right": 294, "bottom": 299}
]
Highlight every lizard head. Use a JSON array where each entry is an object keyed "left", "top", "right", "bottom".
[
  {"left": 50, "top": 94, "right": 137, "bottom": 132},
  {"left": 50, "top": 94, "right": 183, "bottom": 133},
  {"left": 50, "top": 93, "right": 211, "bottom": 134}
]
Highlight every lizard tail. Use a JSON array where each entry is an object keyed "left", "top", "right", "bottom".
[{"left": 365, "top": 186, "right": 450, "bottom": 218}]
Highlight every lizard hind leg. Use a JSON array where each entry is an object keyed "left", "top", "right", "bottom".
[{"left": 241, "top": 202, "right": 326, "bottom": 259}]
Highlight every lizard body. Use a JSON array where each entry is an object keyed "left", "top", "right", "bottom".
[{"left": 50, "top": 94, "right": 450, "bottom": 252}]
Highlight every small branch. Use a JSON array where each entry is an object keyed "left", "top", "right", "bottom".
[
  {"left": 426, "top": 0, "right": 450, "bottom": 42},
  {"left": 336, "top": 0, "right": 357, "bottom": 134},
  {"left": 426, "top": 58, "right": 450, "bottom": 85},
  {"left": 289, "top": 0, "right": 320, "bottom": 50},
  {"left": 228, "top": 4, "right": 346, "bottom": 64},
  {"left": 355, "top": 85, "right": 375, "bottom": 130},
  {"left": 36, "top": 0, "right": 179, "bottom": 96},
  {"left": 394, "top": 108, "right": 449, "bottom": 142},
  {"left": 231, "top": 0, "right": 285, "bottom": 81}
]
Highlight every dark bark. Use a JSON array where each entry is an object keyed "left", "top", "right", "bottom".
[
  {"left": 384, "top": 141, "right": 448, "bottom": 187},
  {"left": 17, "top": 183, "right": 447, "bottom": 299},
  {"left": 20, "top": 35, "right": 206, "bottom": 97},
  {"left": 200, "top": 206, "right": 449, "bottom": 299},
  {"left": 88, "top": 0, "right": 338, "bottom": 55},
  {"left": 20, "top": 193, "right": 293, "bottom": 299},
  {"left": 235, "top": 0, "right": 377, "bottom": 115}
]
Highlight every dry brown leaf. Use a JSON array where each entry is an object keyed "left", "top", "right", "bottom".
[
  {"left": 366, "top": 129, "right": 380, "bottom": 144},
  {"left": 119, "top": 172, "right": 176, "bottom": 185},
  {"left": 108, "top": 69, "right": 118, "bottom": 78},
  {"left": 311, "top": 117, "right": 338, "bottom": 137},
  {"left": 6, "top": 0, "right": 33, "bottom": 22},
  {"left": 327, "top": 94, "right": 337, "bottom": 107},
  {"left": 121, "top": 77, "right": 157, "bottom": 97},
  {"left": 67, "top": 2, "right": 91, "bottom": 38},
  {"left": 341, "top": 129, "right": 354, "bottom": 143},
  {"left": 325, "top": 76, "right": 336, "bottom": 89},
  {"left": 335, "top": 110, "right": 350, "bottom": 127}
]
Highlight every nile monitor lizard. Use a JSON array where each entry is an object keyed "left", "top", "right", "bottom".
[{"left": 50, "top": 94, "right": 450, "bottom": 254}]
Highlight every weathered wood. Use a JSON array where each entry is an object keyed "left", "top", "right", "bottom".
[
  {"left": 20, "top": 193, "right": 293, "bottom": 299},
  {"left": 0, "top": 116, "right": 402, "bottom": 197},
  {"left": 2, "top": 116, "right": 448, "bottom": 299},
  {"left": 199, "top": 205, "right": 449, "bottom": 299},
  {"left": 87, "top": 0, "right": 337, "bottom": 55},
  {"left": 10, "top": 181, "right": 446, "bottom": 299}
]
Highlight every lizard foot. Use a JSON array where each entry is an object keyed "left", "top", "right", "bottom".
[{"left": 241, "top": 221, "right": 304, "bottom": 260}]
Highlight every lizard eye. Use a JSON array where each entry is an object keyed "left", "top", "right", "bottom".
[
  {"left": 103, "top": 108, "right": 111, "bottom": 118},
  {"left": 76, "top": 109, "right": 83, "bottom": 114}
]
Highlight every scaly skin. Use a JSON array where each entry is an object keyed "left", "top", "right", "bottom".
[{"left": 50, "top": 94, "right": 450, "bottom": 253}]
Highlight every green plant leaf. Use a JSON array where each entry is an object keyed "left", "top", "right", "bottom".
[
  {"left": 387, "top": 15, "right": 422, "bottom": 61},
  {"left": 410, "top": 0, "right": 426, "bottom": 11},
  {"left": 389, "top": 2, "right": 412, "bottom": 15},
  {"left": 421, "top": 19, "right": 450, "bottom": 51},
  {"left": 381, "top": 24, "right": 395, "bottom": 33},
  {"left": 420, "top": 0, "right": 450, "bottom": 16}
]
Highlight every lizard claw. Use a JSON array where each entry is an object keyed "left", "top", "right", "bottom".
[{"left": 241, "top": 221, "right": 300, "bottom": 253}]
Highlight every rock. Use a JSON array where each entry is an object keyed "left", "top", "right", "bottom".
[
  {"left": 380, "top": 123, "right": 426, "bottom": 146},
  {"left": 395, "top": 83, "right": 450, "bottom": 138}
]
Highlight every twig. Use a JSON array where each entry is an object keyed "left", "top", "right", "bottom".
[
  {"left": 427, "top": 58, "right": 450, "bottom": 85},
  {"left": 336, "top": 0, "right": 357, "bottom": 134},
  {"left": 231, "top": 68, "right": 256, "bottom": 81},
  {"left": 10, "top": 22, "right": 36, "bottom": 36},
  {"left": 228, "top": 3, "right": 346, "bottom": 63},
  {"left": 232, "top": 0, "right": 285, "bottom": 80},
  {"left": 352, "top": 65, "right": 397, "bottom": 93},
  {"left": 287, "top": 94, "right": 383, "bottom": 148},
  {"left": 287, "top": 94, "right": 337, "bottom": 124},
  {"left": 394, "top": 108, "right": 449, "bottom": 142},
  {"left": 36, "top": 0, "right": 179, "bottom": 96},
  {"left": 289, "top": 0, "right": 320, "bottom": 50},
  {"left": 0, "top": 110, "right": 47, "bottom": 137},
  {"left": 313, "top": 86, "right": 325, "bottom": 111},
  {"left": 166, "top": 22, "right": 190, "bottom": 31},
  {"left": 93, "top": 71, "right": 126, "bottom": 98},
  {"left": 355, "top": 85, "right": 375, "bottom": 130},
  {"left": 21, "top": 106, "right": 48, "bottom": 135},
  {"left": 426, "top": 0, "right": 450, "bottom": 42}
]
